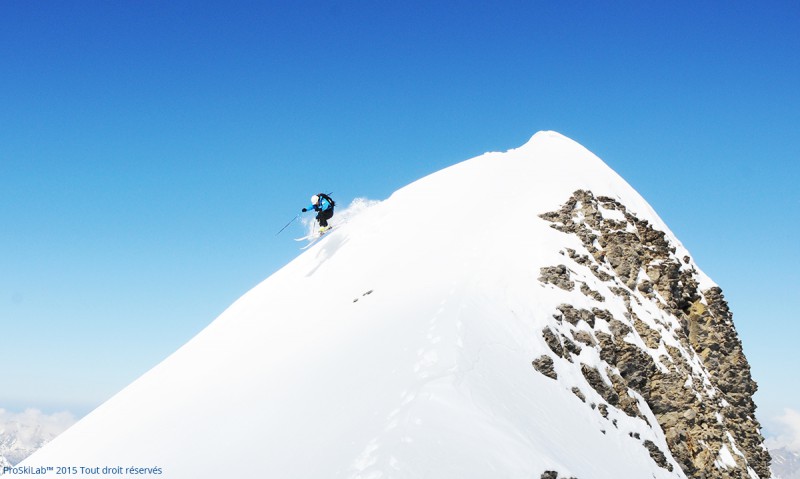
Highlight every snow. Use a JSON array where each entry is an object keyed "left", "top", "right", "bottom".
[
  {"left": 0, "top": 409, "right": 75, "bottom": 466},
  {"left": 22, "top": 131, "right": 719, "bottom": 478},
  {"left": 716, "top": 444, "right": 739, "bottom": 469}
]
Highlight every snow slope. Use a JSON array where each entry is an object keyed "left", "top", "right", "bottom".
[{"left": 22, "top": 131, "right": 711, "bottom": 478}]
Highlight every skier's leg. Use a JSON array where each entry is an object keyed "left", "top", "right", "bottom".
[{"left": 318, "top": 208, "right": 333, "bottom": 228}]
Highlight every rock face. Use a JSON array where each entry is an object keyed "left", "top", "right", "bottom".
[{"left": 537, "top": 190, "right": 770, "bottom": 479}]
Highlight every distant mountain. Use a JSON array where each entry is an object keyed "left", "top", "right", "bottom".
[
  {"left": 23, "top": 132, "right": 770, "bottom": 478},
  {"left": 771, "top": 447, "right": 800, "bottom": 479},
  {"left": 0, "top": 409, "right": 74, "bottom": 467}
]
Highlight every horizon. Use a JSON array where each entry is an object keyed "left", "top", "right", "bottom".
[{"left": 2, "top": 0, "right": 799, "bottom": 454}]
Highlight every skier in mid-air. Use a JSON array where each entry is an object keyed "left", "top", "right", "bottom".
[{"left": 302, "top": 193, "right": 335, "bottom": 233}]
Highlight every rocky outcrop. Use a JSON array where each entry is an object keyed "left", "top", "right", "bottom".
[
  {"left": 532, "top": 355, "right": 558, "bottom": 380},
  {"left": 536, "top": 190, "right": 770, "bottom": 478},
  {"left": 539, "top": 265, "right": 575, "bottom": 291},
  {"left": 541, "top": 471, "right": 578, "bottom": 479}
]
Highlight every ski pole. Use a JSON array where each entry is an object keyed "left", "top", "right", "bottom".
[{"left": 276, "top": 214, "right": 300, "bottom": 236}]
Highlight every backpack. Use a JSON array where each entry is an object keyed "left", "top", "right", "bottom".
[{"left": 317, "top": 193, "right": 335, "bottom": 208}]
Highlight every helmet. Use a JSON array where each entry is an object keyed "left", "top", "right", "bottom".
[{"left": 310, "top": 195, "right": 319, "bottom": 205}]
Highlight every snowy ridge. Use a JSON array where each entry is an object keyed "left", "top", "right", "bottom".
[{"left": 21, "top": 131, "right": 766, "bottom": 478}]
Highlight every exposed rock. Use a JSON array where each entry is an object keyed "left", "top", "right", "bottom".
[
  {"left": 532, "top": 355, "right": 558, "bottom": 380},
  {"left": 607, "top": 369, "right": 643, "bottom": 419},
  {"left": 581, "top": 364, "right": 618, "bottom": 406},
  {"left": 571, "top": 387, "right": 586, "bottom": 403},
  {"left": 608, "top": 318, "right": 632, "bottom": 339},
  {"left": 542, "top": 327, "right": 564, "bottom": 357},
  {"left": 539, "top": 265, "right": 575, "bottom": 291},
  {"left": 643, "top": 439, "right": 674, "bottom": 472},
  {"left": 589, "top": 264, "right": 614, "bottom": 282},
  {"left": 591, "top": 308, "right": 613, "bottom": 326},
  {"left": 540, "top": 472, "right": 578, "bottom": 479},
  {"left": 597, "top": 403, "right": 609, "bottom": 419},
  {"left": 632, "top": 317, "right": 661, "bottom": 349},
  {"left": 539, "top": 190, "right": 771, "bottom": 478},
  {"left": 555, "top": 304, "right": 596, "bottom": 328},
  {"left": 572, "top": 330, "right": 596, "bottom": 347},
  {"left": 579, "top": 282, "right": 605, "bottom": 302},
  {"left": 562, "top": 335, "right": 582, "bottom": 358},
  {"left": 564, "top": 248, "right": 590, "bottom": 265}
]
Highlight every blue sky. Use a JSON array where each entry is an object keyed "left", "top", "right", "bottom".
[{"left": 1, "top": 0, "right": 798, "bottom": 439}]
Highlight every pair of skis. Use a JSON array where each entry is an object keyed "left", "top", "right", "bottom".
[{"left": 294, "top": 226, "right": 334, "bottom": 250}]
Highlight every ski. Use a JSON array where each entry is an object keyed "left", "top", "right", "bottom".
[{"left": 298, "top": 226, "right": 335, "bottom": 249}]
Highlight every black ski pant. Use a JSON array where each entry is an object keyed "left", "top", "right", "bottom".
[{"left": 317, "top": 207, "right": 334, "bottom": 227}]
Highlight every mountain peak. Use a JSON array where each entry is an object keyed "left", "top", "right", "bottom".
[
  {"left": 22, "top": 133, "right": 768, "bottom": 478},
  {"left": 524, "top": 129, "right": 575, "bottom": 145},
  {"left": 512, "top": 130, "right": 595, "bottom": 158}
]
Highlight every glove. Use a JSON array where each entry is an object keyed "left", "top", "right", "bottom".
[{"left": 302, "top": 208, "right": 307, "bottom": 212}]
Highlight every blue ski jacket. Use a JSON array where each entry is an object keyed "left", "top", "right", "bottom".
[{"left": 307, "top": 197, "right": 332, "bottom": 212}]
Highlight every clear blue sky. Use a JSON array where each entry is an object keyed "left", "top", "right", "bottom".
[{"left": 1, "top": 0, "right": 798, "bottom": 438}]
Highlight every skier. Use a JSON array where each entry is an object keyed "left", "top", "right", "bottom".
[{"left": 302, "top": 193, "right": 335, "bottom": 233}]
